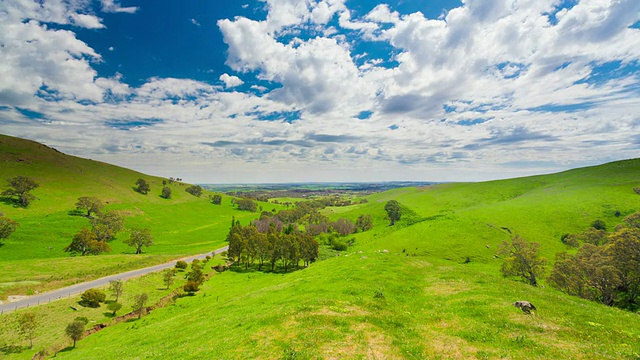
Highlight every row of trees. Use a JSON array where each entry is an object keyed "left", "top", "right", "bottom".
[
  {"left": 499, "top": 212, "right": 640, "bottom": 311},
  {"left": 227, "top": 221, "right": 319, "bottom": 272}
]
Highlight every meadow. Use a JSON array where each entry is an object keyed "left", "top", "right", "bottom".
[{"left": 2, "top": 134, "right": 640, "bottom": 359}]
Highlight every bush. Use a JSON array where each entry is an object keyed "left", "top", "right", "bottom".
[
  {"left": 185, "top": 185, "right": 203, "bottom": 197},
  {"left": 175, "top": 260, "right": 188, "bottom": 270},
  {"left": 591, "top": 219, "right": 607, "bottom": 231},
  {"left": 74, "top": 316, "right": 89, "bottom": 324},
  {"left": 183, "top": 280, "right": 200, "bottom": 294},
  {"left": 80, "top": 289, "right": 106, "bottom": 307},
  {"left": 331, "top": 238, "right": 348, "bottom": 251}
]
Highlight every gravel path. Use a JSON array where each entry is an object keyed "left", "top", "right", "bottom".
[{"left": 0, "top": 246, "right": 229, "bottom": 315}]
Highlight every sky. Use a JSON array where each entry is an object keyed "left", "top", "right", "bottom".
[{"left": 0, "top": 0, "right": 639, "bottom": 184}]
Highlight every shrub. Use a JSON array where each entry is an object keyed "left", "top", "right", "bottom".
[
  {"left": 591, "top": 219, "right": 606, "bottom": 231},
  {"left": 74, "top": 317, "right": 89, "bottom": 324},
  {"left": 633, "top": 187, "right": 640, "bottom": 195},
  {"left": 183, "top": 281, "right": 200, "bottom": 294},
  {"left": 175, "top": 260, "right": 188, "bottom": 270},
  {"left": 80, "top": 289, "right": 106, "bottom": 307},
  {"left": 331, "top": 238, "right": 348, "bottom": 251}
]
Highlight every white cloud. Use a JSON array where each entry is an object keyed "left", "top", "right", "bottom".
[
  {"left": 70, "top": 14, "right": 105, "bottom": 29},
  {"left": 191, "top": 18, "right": 201, "bottom": 26},
  {"left": 100, "top": 0, "right": 139, "bottom": 14},
  {"left": 219, "top": 73, "right": 244, "bottom": 88}
]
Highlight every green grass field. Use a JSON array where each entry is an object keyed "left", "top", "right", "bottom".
[{"left": 2, "top": 134, "right": 640, "bottom": 359}]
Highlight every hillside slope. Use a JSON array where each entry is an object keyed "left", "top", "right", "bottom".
[
  {"left": 50, "top": 158, "right": 640, "bottom": 359},
  {"left": 0, "top": 134, "right": 277, "bottom": 297}
]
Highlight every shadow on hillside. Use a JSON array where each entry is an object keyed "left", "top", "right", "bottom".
[
  {"left": 0, "top": 196, "right": 20, "bottom": 207},
  {"left": 57, "top": 346, "right": 75, "bottom": 354},
  {"left": 0, "top": 344, "right": 28, "bottom": 355},
  {"left": 67, "top": 209, "right": 85, "bottom": 217}
]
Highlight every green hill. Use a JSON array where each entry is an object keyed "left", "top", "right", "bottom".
[
  {"left": 2, "top": 134, "right": 640, "bottom": 359},
  {"left": 0, "top": 134, "right": 278, "bottom": 298}
]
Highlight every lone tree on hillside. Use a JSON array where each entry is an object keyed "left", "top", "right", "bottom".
[
  {"left": 65, "top": 320, "right": 85, "bottom": 348},
  {"left": 384, "top": 200, "right": 402, "bottom": 225},
  {"left": 0, "top": 216, "right": 19, "bottom": 245},
  {"left": 124, "top": 228, "right": 153, "bottom": 254},
  {"left": 162, "top": 269, "right": 177, "bottom": 289},
  {"left": 211, "top": 194, "right": 222, "bottom": 205},
  {"left": 132, "top": 293, "right": 149, "bottom": 319},
  {"left": 135, "top": 178, "right": 150, "bottom": 194},
  {"left": 185, "top": 185, "right": 203, "bottom": 197},
  {"left": 498, "top": 235, "right": 547, "bottom": 287},
  {"left": 2, "top": 176, "right": 39, "bottom": 207},
  {"left": 356, "top": 214, "right": 374, "bottom": 232},
  {"left": 75, "top": 196, "right": 103, "bottom": 217},
  {"left": 80, "top": 288, "right": 106, "bottom": 307},
  {"left": 17, "top": 312, "right": 38, "bottom": 349},
  {"left": 109, "top": 279, "right": 124, "bottom": 302},
  {"left": 161, "top": 186, "right": 172, "bottom": 199},
  {"left": 64, "top": 228, "right": 111, "bottom": 256}
]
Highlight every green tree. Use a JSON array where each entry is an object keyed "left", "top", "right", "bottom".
[
  {"left": 64, "top": 228, "right": 111, "bottom": 256},
  {"left": 91, "top": 211, "right": 125, "bottom": 242},
  {"left": 75, "top": 196, "right": 103, "bottom": 217},
  {"left": 355, "top": 214, "right": 374, "bottom": 232},
  {"left": 132, "top": 293, "right": 148, "bottom": 319},
  {"left": 80, "top": 288, "right": 106, "bottom": 307},
  {"left": 384, "top": 200, "right": 402, "bottom": 225},
  {"left": 185, "top": 185, "right": 203, "bottom": 197},
  {"left": 591, "top": 219, "right": 607, "bottom": 231},
  {"left": 0, "top": 216, "right": 19, "bottom": 245},
  {"left": 607, "top": 228, "right": 640, "bottom": 308},
  {"left": 17, "top": 312, "right": 38, "bottom": 348},
  {"left": 65, "top": 321, "right": 85, "bottom": 348},
  {"left": 175, "top": 260, "right": 188, "bottom": 270},
  {"left": 161, "top": 186, "right": 172, "bottom": 199},
  {"left": 498, "top": 235, "right": 547, "bottom": 286},
  {"left": 211, "top": 194, "right": 222, "bottom": 205},
  {"left": 124, "top": 228, "right": 153, "bottom": 254},
  {"left": 183, "top": 280, "right": 199, "bottom": 294},
  {"left": 187, "top": 262, "right": 205, "bottom": 284},
  {"left": 109, "top": 279, "right": 124, "bottom": 302},
  {"left": 162, "top": 269, "right": 177, "bottom": 289},
  {"left": 107, "top": 302, "right": 122, "bottom": 316},
  {"left": 135, "top": 178, "right": 150, "bottom": 194},
  {"left": 2, "top": 176, "right": 39, "bottom": 207},
  {"left": 236, "top": 198, "right": 257, "bottom": 212}
]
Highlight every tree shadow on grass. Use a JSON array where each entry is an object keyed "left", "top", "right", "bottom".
[
  {"left": 67, "top": 209, "right": 85, "bottom": 217},
  {"left": 102, "top": 312, "right": 116, "bottom": 318},
  {"left": 57, "top": 346, "right": 75, "bottom": 354},
  {"left": 0, "top": 344, "right": 28, "bottom": 355},
  {"left": 0, "top": 196, "right": 20, "bottom": 207}
]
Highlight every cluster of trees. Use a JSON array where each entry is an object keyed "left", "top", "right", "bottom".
[
  {"left": 549, "top": 213, "right": 640, "bottom": 310},
  {"left": 64, "top": 207, "right": 124, "bottom": 256},
  {"left": 227, "top": 220, "right": 319, "bottom": 272},
  {"left": 3, "top": 176, "right": 39, "bottom": 207},
  {"left": 185, "top": 185, "right": 203, "bottom": 197},
  {"left": 235, "top": 198, "right": 257, "bottom": 212}
]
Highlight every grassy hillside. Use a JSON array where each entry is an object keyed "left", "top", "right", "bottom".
[
  {"left": 2, "top": 134, "right": 640, "bottom": 358},
  {"left": 0, "top": 134, "right": 279, "bottom": 297},
  {"left": 40, "top": 158, "right": 640, "bottom": 359}
]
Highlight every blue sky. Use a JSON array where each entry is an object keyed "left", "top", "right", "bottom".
[{"left": 0, "top": 0, "right": 639, "bottom": 183}]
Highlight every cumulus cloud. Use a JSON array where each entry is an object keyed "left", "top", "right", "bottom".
[
  {"left": 1, "top": 0, "right": 639, "bottom": 182},
  {"left": 219, "top": 74, "right": 244, "bottom": 88}
]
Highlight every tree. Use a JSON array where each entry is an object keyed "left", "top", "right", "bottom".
[
  {"left": 185, "top": 185, "right": 203, "bottom": 197},
  {"left": 135, "top": 178, "right": 150, "bottom": 194},
  {"left": 107, "top": 302, "right": 122, "bottom": 316},
  {"left": 356, "top": 214, "right": 373, "bottom": 232},
  {"left": 161, "top": 186, "right": 172, "bottom": 199},
  {"left": 64, "top": 228, "right": 111, "bottom": 256},
  {"left": 211, "top": 194, "right": 222, "bottom": 205},
  {"left": 65, "top": 320, "right": 85, "bottom": 347},
  {"left": 109, "top": 279, "right": 124, "bottom": 302},
  {"left": 384, "top": 200, "right": 402, "bottom": 225},
  {"left": 498, "top": 235, "right": 547, "bottom": 286},
  {"left": 186, "top": 262, "right": 205, "bottom": 284},
  {"left": 124, "top": 228, "right": 153, "bottom": 254},
  {"left": 132, "top": 293, "right": 148, "bottom": 319},
  {"left": 17, "top": 312, "right": 38, "bottom": 348},
  {"left": 91, "top": 211, "right": 125, "bottom": 242},
  {"left": 607, "top": 228, "right": 640, "bottom": 308},
  {"left": 80, "top": 288, "right": 106, "bottom": 307},
  {"left": 183, "top": 280, "right": 199, "bottom": 294},
  {"left": 162, "top": 269, "right": 177, "bottom": 289},
  {"left": 2, "top": 176, "right": 39, "bottom": 207},
  {"left": 175, "top": 260, "right": 188, "bottom": 270},
  {"left": 236, "top": 198, "right": 257, "bottom": 212},
  {"left": 0, "top": 216, "right": 19, "bottom": 244},
  {"left": 75, "top": 196, "right": 103, "bottom": 217},
  {"left": 591, "top": 219, "right": 607, "bottom": 231}
]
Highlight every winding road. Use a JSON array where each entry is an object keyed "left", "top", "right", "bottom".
[{"left": 0, "top": 246, "right": 229, "bottom": 314}]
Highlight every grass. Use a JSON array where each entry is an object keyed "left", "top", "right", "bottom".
[{"left": 2, "top": 134, "right": 640, "bottom": 358}]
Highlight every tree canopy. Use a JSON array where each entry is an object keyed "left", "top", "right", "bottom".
[
  {"left": 0, "top": 216, "right": 19, "bottom": 244},
  {"left": 498, "top": 235, "right": 547, "bottom": 286},
  {"left": 124, "top": 228, "right": 153, "bottom": 254},
  {"left": 2, "top": 176, "right": 39, "bottom": 207},
  {"left": 185, "top": 185, "right": 203, "bottom": 197},
  {"left": 135, "top": 178, "right": 150, "bottom": 194},
  {"left": 384, "top": 200, "right": 402, "bottom": 225},
  {"left": 64, "top": 227, "right": 111, "bottom": 256},
  {"left": 75, "top": 196, "right": 103, "bottom": 217}
]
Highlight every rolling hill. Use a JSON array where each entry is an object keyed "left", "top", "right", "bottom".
[{"left": 1, "top": 134, "right": 640, "bottom": 359}]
